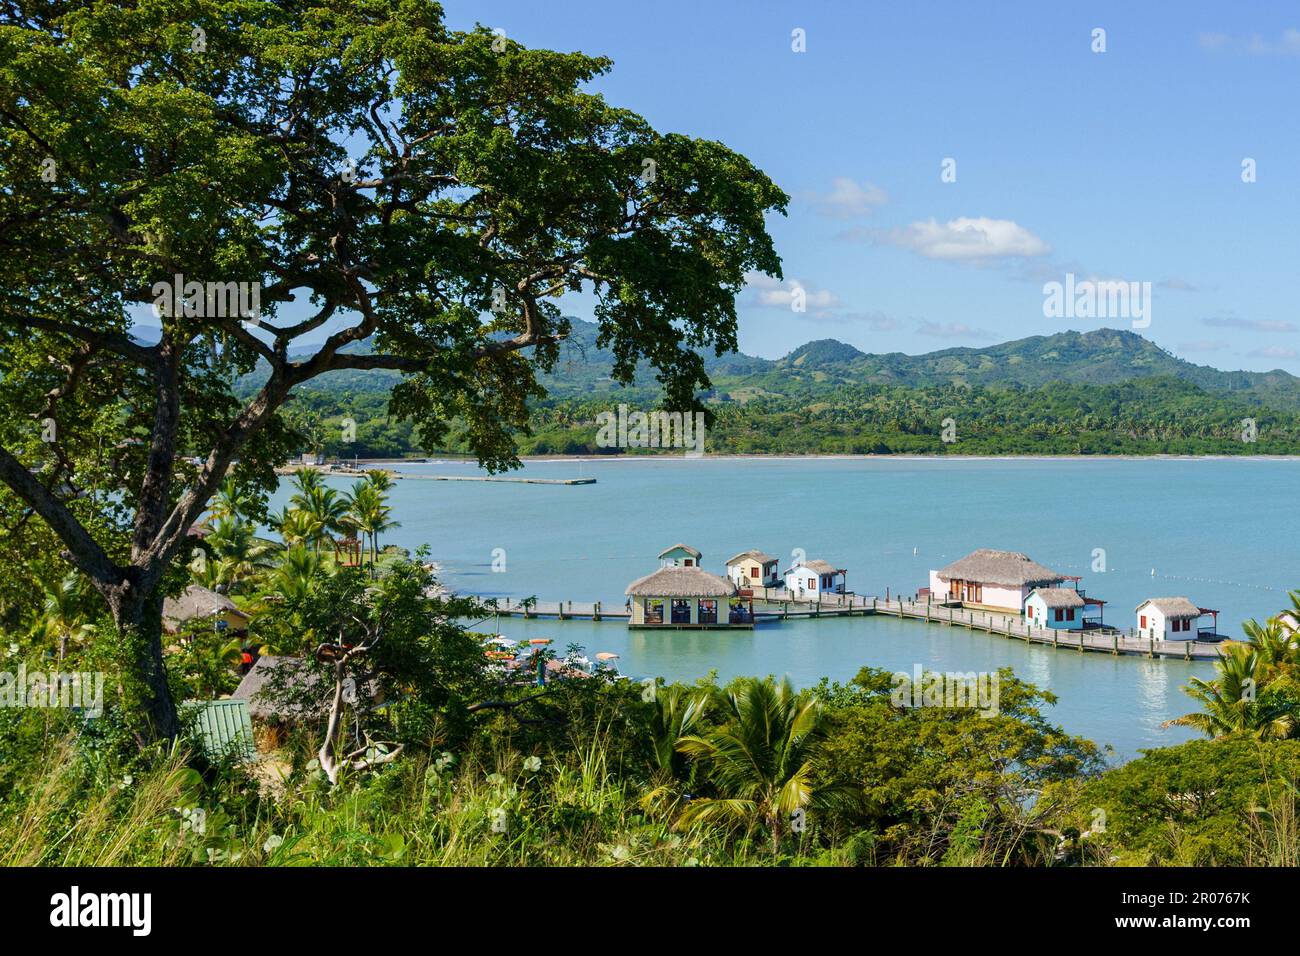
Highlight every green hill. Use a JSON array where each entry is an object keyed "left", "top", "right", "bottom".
[{"left": 238, "top": 320, "right": 1300, "bottom": 410}]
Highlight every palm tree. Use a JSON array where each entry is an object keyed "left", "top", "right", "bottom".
[
  {"left": 31, "top": 573, "right": 93, "bottom": 663},
  {"left": 268, "top": 506, "right": 322, "bottom": 551},
  {"left": 365, "top": 469, "right": 395, "bottom": 494},
  {"left": 344, "top": 480, "right": 400, "bottom": 569},
  {"left": 210, "top": 476, "right": 256, "bottom": 523},
  {"left": 198, "top": 516, "right": 278, "bottom": 592},
  {"left": 289, "top": 466, "right": 324, "bottom": 496},
  {"left": 639, "top": 684, "right": 711, "bottom": 816},
  {"left": 1241, "top": 618, "right": 1300, "bottom": 679},
  {"left": 675, "top": 676, "right": 823, "bottom": 853},
  {"left": 260, "top": 543, "right": 324, "bottom": 605},
  {"left": 1165, "top": 642, "right": 1295, "bottom": 740},
  {"left": 289, "top": 477, "right": 348, "bottom": 557}
]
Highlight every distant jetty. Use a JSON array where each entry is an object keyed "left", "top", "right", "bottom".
[
  {"left": 275, "top": 464, "right": 594, "bottom": 485},
  {"left": 423, "top": 475, "right": 595, "bottom": 485}
]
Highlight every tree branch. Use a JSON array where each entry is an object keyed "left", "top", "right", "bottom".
[{"left": 0, "top": 444, "right": 123, "bottom": 588}]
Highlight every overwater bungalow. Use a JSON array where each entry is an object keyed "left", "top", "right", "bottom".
[
  {"left": 783, "top": 559, "right": 847, "bottom": 598},
  {"left": 726, "top": 550, "right": 780, "bottom": 589},
  {"left": 657, "top": 542, "right": 702, "bottom": 567},
  {"left": 1025, "top": 587, "right": 1105, "bottom": 631},
  {"left": 929, "top": 549, "right": 1069, "bottom": 614},
  {"left": 625, "top": 544, "right": 752, "bottom": 628},
  {"left": 1135, "top": 598, "right": 1224, "bottom": 642}
]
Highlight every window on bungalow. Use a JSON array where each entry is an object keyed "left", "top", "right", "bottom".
[
  {"left": 645, "top": 600, "right": 664, "bottom": 624},
  {"left": 1140, "top": 615, "right": 1147, "bottom": 629}
]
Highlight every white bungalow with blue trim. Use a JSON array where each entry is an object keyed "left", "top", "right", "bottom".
[{"left": 783, "top": 559, "right": 846, "bottom": 598}]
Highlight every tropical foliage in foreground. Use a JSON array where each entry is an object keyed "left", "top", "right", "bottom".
[{"left": 3, "top": 530, "right": 1300, "bottom": 866}]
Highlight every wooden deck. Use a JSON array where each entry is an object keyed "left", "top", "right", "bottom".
[{"left": 469, "top": 592, "right": 1226, "bottom": 661}]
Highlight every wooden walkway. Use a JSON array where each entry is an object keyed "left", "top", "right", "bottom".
[
  {"left": 470, "top": 592, "right": 1225, "bottom": 661},
  {"left": 422, "top": 475, "right": 595, "bottom": 485},
  {"left": 863, "top": 597, "right": 1223, "bottom": 660}
]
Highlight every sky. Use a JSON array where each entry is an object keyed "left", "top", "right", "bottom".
[{"left": 427, "top": 0, "right": 1300, "bottom": 370}]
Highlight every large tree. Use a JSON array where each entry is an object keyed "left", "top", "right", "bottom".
[{"left": 0, "top": 0, "right": 786, "bottom": 741}]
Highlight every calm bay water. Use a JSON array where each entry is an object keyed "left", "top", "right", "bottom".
[{"left": 267, "top": 456, "right": 1299, "bottom": 763}]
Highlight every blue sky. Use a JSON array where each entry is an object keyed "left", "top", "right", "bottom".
[{"left": 438, "top": 0, "right": 1300, "bottom": 370}]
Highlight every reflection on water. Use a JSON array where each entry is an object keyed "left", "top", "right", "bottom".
[{"left": 260, "top": 456, "right": 1292, "bottom": 763}]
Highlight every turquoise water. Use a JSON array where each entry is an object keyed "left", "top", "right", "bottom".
[{"left": 267, "top": 456, "right": 1299, "bottom": 762}]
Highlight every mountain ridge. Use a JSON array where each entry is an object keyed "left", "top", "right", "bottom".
[{"left": 234, "top": 319, "right": 1300, "bottom": 411}]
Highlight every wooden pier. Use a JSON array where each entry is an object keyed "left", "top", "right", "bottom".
[
  {"left": 469, "top": 591, "right": 1225, "bottom": 661},
  {"left": 275, "top": 466, "right": 594, "bottom": 485},
  {"left": 863, "top": 596, "right": 1223, "bottom": 660},
  {"left": 425, "top": 475, "right": 595, "bottom": 485}
]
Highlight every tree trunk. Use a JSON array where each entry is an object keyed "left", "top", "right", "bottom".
[{"left": 107, "top": 584, "right": 179, "bottom": 743}]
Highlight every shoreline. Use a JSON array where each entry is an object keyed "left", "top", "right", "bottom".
[{"left": 341, "top": 452, "right": 1300, "bottom": 465}]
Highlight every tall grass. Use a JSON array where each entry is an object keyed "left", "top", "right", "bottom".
[{"left": 0, "top": 735, "right": 751, "bottom": 866}]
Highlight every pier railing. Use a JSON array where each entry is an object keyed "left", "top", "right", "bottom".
[
  {"left": 868, "top": 597, "right": 1222, "bottom": 660},
  {"left": 467, "top": 592, "right": 1223, "bottom": 660}
]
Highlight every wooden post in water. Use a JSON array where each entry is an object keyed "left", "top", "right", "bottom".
[
  {"left": 559, "top": 601, "right": 567, "bottom": 621},
  {"left": 1112, "top": 632, "right": 1119, "bottom": 655},
  {"left": 593, "top": 601, "right": 601, "bottom": 622},
  {"left": 1184, "top": 641, "right": 1191, "bottom": 661},
  {"left": 1148, "top": 637, "right": 1155, "bottom": 659},
  {"left": 783, "top": 601, "right": 789, "bottom": 620}
]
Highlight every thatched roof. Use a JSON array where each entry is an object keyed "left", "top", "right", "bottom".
[
  {"left": 626, "top": 565, "right": 734, "bottom": 597},
  {"left": 784, "top": 559, "right": 842, "bottom": 575},
  {"left": 231, "top": 655, "right": 369, "bottom": 722},
  {"left": 1135, "top": 597, "right": 1202, "bottom": 618},
  {"left": 726, "top": 550, "right": 777, "bottom": 565},
  {"left": 657, "top": 543, "right": 701, "bottom": 560},
  {"left": 1028, "top": 587, "right": 1085, "bottom": 609},
  {"left": 935, "top": 549, "right": 1064, "bottom": 587},
  {"left": 163, "top": 585, "right": 249, "bottom": 624}
]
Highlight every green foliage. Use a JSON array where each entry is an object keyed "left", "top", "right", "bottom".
[
  {"left": 0, "top": 0, "right": 785, "bottom": 743},
  {"left": 810, "top": 667, "right": 1103, "bottom": 864},
  {"left": 1080, "top": 738, "right": 1300, "bottom": 866},
  {"left": 272, "top": 328, "right": 1300, "bottom": 458}
]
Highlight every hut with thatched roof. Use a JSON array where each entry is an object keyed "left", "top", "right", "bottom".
[
  {"left": 929, "top": 549, "right": 1067, "bottom": 613},
  {"left": 1024, "top": 587, "right": 1106, "bottom": 631},
  {"left": 626, "top": 544, "right": 748, "bottom": 628},
  {"left": 230, "top": 655, "right": 382, "bottom": 750},
  {"left": 1135, "top": 597, "right": 1218, "bottom": 641},
  {"left": 163, "top": 584, "right": 250, "bottom": 634},
  {"left": 783, "top": 559, "right": 847, "bottom": 598}
]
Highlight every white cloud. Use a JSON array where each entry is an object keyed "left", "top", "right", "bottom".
[
  {"left": 884, "top": 217, "right": 1050, "bottom": 261},
  {"left": 1200, "top": 29, "right": 1300, "bottom": 56},
  {"left": 1203, "top": 316, "right": 1298, "bottom": 333},
  {"left": 1177, "top": 340, "right": 1230, "bottom": 354},
  {"left": 744, "top": 271, "right": 840, "bottom": 312},
  {"left": 917, "top": 321, "right": 994, "bottom": 341},
  {"left": 1249, "top": 346, "right": 1299, "bottom": 359},
  {"left": 807, "top": 177, "right": 888, "bottom": 218}
]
